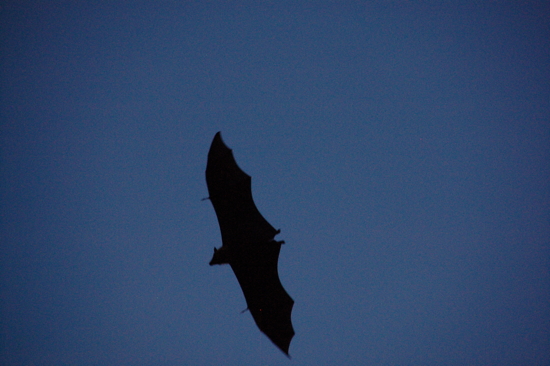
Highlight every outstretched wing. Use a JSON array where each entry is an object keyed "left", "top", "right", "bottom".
[
  {"left": 206, "top": 132, "right": 279, "bottom": 247},
  {"left": 230, "top": 242, "right": 295, "bottom": 356}
]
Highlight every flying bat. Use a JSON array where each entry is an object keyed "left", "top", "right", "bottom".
[{"left": 205, "top": 132, "right": 294, "bottom": 357}]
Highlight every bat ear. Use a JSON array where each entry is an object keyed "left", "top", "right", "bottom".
[{"left": 213, "top": 247, "right": 218, "bottom": 253}]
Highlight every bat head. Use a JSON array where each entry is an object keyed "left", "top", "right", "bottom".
[{"left": 209, "top": 246, "right": 230, "bottom": 265}]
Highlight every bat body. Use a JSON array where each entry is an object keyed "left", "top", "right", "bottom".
[{"left": 205, "top": 132, "right": 294, "bottom": 357}]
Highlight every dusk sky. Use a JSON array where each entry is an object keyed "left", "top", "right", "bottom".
[{"left": 1, "top": 2, "right": 549, "bottom": 365}]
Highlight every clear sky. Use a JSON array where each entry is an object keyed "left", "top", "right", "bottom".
[{"left": 1, "top": 1, "right": 549, "bottom": 365}]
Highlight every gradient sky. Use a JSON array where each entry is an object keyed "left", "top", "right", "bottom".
[{"left": 1, "top": 2, "right": 549, "bottom": 365}]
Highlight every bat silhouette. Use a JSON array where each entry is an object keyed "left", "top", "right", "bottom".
[{"left": 205, "top": 132, "right": 294, "bottom": 357}]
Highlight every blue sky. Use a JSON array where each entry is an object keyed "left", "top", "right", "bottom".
[{"left": 1, "top": 1, "right": 549, "bottom": 365}]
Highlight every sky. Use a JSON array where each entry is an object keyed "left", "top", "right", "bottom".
[{"left": 1, "top": 1, "right": 549, "bottom": 365}]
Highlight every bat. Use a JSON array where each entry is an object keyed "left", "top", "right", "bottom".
[{"left": 205, "top": 132, "right": 295, "bottom": 357}]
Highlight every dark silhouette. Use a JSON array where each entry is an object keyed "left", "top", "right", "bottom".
[{"left": 205, "top": 132, "right": 294, "bottom": 357}]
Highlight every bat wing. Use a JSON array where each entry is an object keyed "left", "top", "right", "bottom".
[
  {"left": 205, "top": 132, "right": 295, "bottom": 356},
  {"left": 231, "top": 243, "right": 295, "bottom": 356},
  {"left": 206, "top": 132, "right": 279, "bottom": 248}
]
